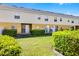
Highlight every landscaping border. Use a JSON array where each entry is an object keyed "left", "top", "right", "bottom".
[{"left": 53, "top": 48, "right": 63, "bottom": 56}]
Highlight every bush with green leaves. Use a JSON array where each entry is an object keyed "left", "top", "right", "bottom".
[
  {"left": 0, "top": 35, "right": 21, "bottom": 56},
  {"left": 31, "top": 29, "right": 45, "bottom": 36},
  {"left": 2, "top": 29, "right": 17, "bottom": 37},
  {"left": 51, "top": 30, "right": 79, "bottom": 56}
]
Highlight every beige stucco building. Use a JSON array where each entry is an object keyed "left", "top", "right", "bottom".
[{"left": 0, "top": 4, "right": 79, "bottom": 34}]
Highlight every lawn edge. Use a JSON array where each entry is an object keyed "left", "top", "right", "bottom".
[{"left": 53, "top": 49, "right": 63, "bottom": 56}]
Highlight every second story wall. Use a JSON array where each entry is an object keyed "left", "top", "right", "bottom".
[{"left": 0, "top": 6, "right": 79, "bottom": 26}]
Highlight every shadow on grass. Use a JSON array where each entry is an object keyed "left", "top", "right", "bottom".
[{"left": 15, "top": 34, "right": 52, "bottom": 39}]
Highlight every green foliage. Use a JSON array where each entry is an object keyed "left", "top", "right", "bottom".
[
  {"left": 2, "top": 29, "right": 17, "bottom": 37},
  {"left": 51, "top": 30, "right": 79, "bottom": 56},
  {"left": 0, "top": 35, "right": 21, "bottom": 56},
  {"left": 31, "top": 29, "right": 45, "bottom": 36}
]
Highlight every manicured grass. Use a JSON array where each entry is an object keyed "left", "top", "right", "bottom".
[{"left": 16, "top": 36, "right": 55, "bottom": 56}]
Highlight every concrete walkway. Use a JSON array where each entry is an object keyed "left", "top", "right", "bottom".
[{"left": 53, "top": 49, "right": 63, "bottom": 56}]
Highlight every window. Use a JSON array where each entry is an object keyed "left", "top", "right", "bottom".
[
  {"left": 45, "top": 18, "right": 48, "bottom": 21},
  {"left": 38, "top": 17, "right": 41, "bottom": 20},
  {"left": 11, "top": 26, "right": 16, "bottom": 29},
  {"left": 14, "top": 15, "right": 20, "bottom": 19},
  {"left": 71, "top": 21, "right": 74, "bottom": 23},
  {"left": 54, "top": 18, "right": 57, "bottom": 22},
  {"left": 68, "top": 20, "right": 70, "bottom": 22},
  {"left": 60, "top": 18, "right": 62, "bottom": 22}
]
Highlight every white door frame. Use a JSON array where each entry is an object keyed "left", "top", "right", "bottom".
[{"left": 25, "top": 25, "right": 30, "bottom": 34}]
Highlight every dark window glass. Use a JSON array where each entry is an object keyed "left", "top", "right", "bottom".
[
  {"left": 14, "top": 15, "right": 20, "bottom": 19},
  {"left": 54, "top": 18, "right": 57, "bottom": 22},
  {"left": 68, "top": 20, "right": 70, "bottom": 22},
  {"left": 72, "top": 21, "right": 74, "bottom": 23},
  {"left": 60, "top": 18, "right": 62, "bottom": 22},
  {"left": 45, "top": 18, "right": 48, "bottom": 21},
  {"left": 38, "top": 17, "right": 41, "bottom": 20}
]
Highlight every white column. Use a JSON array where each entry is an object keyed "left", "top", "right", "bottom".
[
  {"left": 45, "top": 25, "right": 50, "bottom": 33},
  {"left": 0, "top": 27, "right": 4, "bottom": 34},
  {"left": 53, "top": 26, "right": 56, "bottom": 32}
]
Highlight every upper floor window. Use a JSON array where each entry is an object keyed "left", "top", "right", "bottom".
[
  {"left": 68, "top": 20, "right": 70, "bottom": 22},
  {"left": 45, "top": 18, "right": 48, "bottom": 21},
  {"left": 60, "top": 18, "right": 62, "bottom": 22},
  {"left": 38, "top": 17, "right": 41, "bottom": 20},
  {"left": 54, "top": 18, "right": 57, "bottom": 22},
  {"left": 71, "top": 21, "right": 74, "bottom": 23},
  {"left": 14, "top": 15, "right": 20, "bottom": 19}
]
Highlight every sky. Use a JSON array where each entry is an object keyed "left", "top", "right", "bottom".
[{"left": 4, "top": 3, "right": 79, "bottom": 16}]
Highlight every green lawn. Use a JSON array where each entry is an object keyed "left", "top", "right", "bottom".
[{"left": 17, "top": 36, "right": 55, "bottom": 56}]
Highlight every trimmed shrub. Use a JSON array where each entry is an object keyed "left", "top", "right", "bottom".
[
  {"left": 2, "top": 29, "right": 17, "bottom": 37},
  {"left": 51, "top": 30, "right": 79, "bottom": 56},
  {"left": 0, "top": 35, "right": 21, "bottom": 56},
  {"left": 31, "top": 29, "right": 45, "bottom": 36}
]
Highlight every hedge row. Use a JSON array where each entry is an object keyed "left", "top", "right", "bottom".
[
  {"left": 31, "top": 30, "right": 45, "bottom": 36},
  {"left": 31, "top": 29, "right": 52, "bottom": 36},
  {"left": 51, "top": 30, "right": 79, "bottom": 56},
  {"left": 2, "top": 29, "right": 17, "bottom": 37},
  {"left": 0, "top": 35, "right": 21, "bottom": 56}
]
